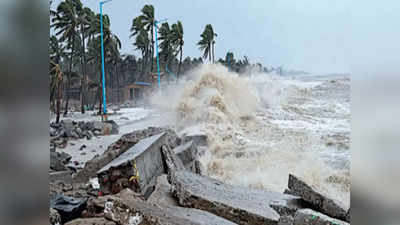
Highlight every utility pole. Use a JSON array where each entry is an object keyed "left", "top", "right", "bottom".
[{"left": 100, "top": 0, "right": 112, "bottom": 121}]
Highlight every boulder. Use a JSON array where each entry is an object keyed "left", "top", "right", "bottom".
[
  {"left": 65, "top": 218, "right": 116, "bottom": 225},
  {"left": 98, "top": 189, "right": 237, "bottom": 225},
  {"left": 92, "top": 121, "right": 104, "bottom": 131},
  {"left": 50, "top": 194, "right": 87, "bottom": 224},
  {"left": 103, "top": 120, "right": 119, "bottom": 135},
  {"left": 62, "top": 119, "right": 75, "bottom": 138},
  {"left": 293, "top": 209, "right": 349, "bottom": 225},
  {"left": 288, "top": 174, "right": 349, "bottom": 222},
  {"left": 50, "top": 151, "right": 72, "bottom": 171},
  {"left": 171, "top": 171, "right": 307, "bottom": 225}
]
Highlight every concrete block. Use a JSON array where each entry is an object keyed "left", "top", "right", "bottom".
[
  {"left": 97, "top": 133, "right": 167, "bottom": 196},
  {"left": 50, "top": 170, "right": 73, "bottom": 184},
  {"left": 294, "top": 209, "right": 349, "bottom": 225},
  {"left": 288, "top": 174, "right": 349, "bottom": 222},
  {"left": 171, "top": 171, "right": 306, "bottom": 225}
]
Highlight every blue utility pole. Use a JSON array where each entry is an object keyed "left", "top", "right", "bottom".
[
  {"left": 100, "top": 0, "right": 112, "bottom": 120},
  {"left": 154, "top": 18, "right": 167, "bottom": 90}
]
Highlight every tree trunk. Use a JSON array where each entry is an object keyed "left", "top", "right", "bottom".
[
  {"left": 212, "top": 42, "right": 215, "bottom": 63},
  {"left": 56, "top": 80, "right": 62, "bottom": 123},
  {"left": 150, "top": 24, "right": 154, "bottom": 72},
  {"left": 209, "top": 44, "right": 211, "bottom": 62},
  {"left": 64, "top": 38, "right": 74, "bottom": 116},
  {"left": 80, "top": 23, "right": 86, "bottom": 114},
  {"left": 177, "top": 45, "right": 183, "bottom": 80},
  {"left": 115, "top": 61, "right": 120, "bottom": 106}
]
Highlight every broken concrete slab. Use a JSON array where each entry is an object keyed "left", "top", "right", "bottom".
[
  {"left": 97, "top": 133, "right": 167, "bottom": 196},
  {"left": 293, "top": 209, "right": 349, "bottom": 225},
  {"left": 147, "top": 175, "right": 179, "bottom": 206},
  {"left": 99, "top": 189, "right": 237, "bottom": 225},
  {"left": 50, "top": 194, "right": 87, "bottom": 224},
  {"left": 102, "top": 120, "right": 119, "bottom": 135},
  {"left": 173, "top": 141, "right": 202, "bottom": 173},
  {"left": 171, "top": 171, "right": 306, "bottom": 225},
  {"left": 162, "top": 144, "right": 186, "bottom": 174},
  {"left": 74, "top": 127, "right": 180, "bottom": 183},
  {"left": 65, "top": 217, "right": 116, "bottom": 225},
  {"left": 51, "top": 151, "right": 72, "bottom": 171},
  {"left": 50, "top": 170, "right": 73, "bottom": 183},
  {"left": 288, "top": 174, "right": 349, "bottom": 222}
]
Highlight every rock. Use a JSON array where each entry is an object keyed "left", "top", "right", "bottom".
[
  {"left": 50, "top": 127, "right": 57, "bottom": 137},
  {"left": 79, "top": 145, "right": 87, "bottom": 151},
  {"left": 171, "top": 171, "right": 307, "bottom": 225},
  {"left": 50, "top": 151, "right": 72, "bottom": 171},
  {"left": 147, "top": 175, "right": 179, "bottom": 206},
  {"left": 92, "top": 121, "right": 104, "bottom": 131},
  {"left": 278, "top": 216, "right": 294, "bottom": 225},
  {"left": 62, "top": 119, "right": 75, "bottom": 138},
  {"left": 50, "top": 207, "right": 61, "bottom": 225},
  {"left": 50, "top": 194, "right": 87, "bottom": 224},
  {"left": 65, "top": 218, "right": 116, "bottom": 225},
  {"left": 288, "top": 174, "right": 349, "bottom": 222},
  {"left": 103, "top": 120, "right": 119, "bottom": 135},
  {"left": 97, "top": 133, "right": 168, "bottom": 197},
  {"left": 50, "top": 171, "right": 73, "bottom": 183},
  {"left": 98, "top": 189, "right": 237, "bottom": 225},
  {"left": 293, "top": 209, "right": 349, "bottom": 225}
]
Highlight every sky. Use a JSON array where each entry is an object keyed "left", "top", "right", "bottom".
[{"left": 50, "top": 0, "right": 400, "bottom": 75}]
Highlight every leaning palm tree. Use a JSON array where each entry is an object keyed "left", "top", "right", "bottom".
[
  {"left": 139, "top": 5, "right": 155, "bottom": 72},
  {"left": 171, "top": 21, "right": 184, "bottom": 78},
  {"left": 158, "top": 22, "right": 174, "bottom": 66},
  {"left": 51, "top": 0, "right": 82, "bottom": 115},
  {"left": 134, "top": 29, "right": 150, "bottom": 77}
]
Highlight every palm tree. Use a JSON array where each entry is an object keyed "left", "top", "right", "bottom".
[
  {"left": 198, "top": 24, "right": 217, "bottom": 62},
  {"left": 50, "top": 60, "right": 64, "bottom": 123},
  {"left": 158, "top": 23, "right": 174, "bottom": 66},
  {"left": 51, "top": 0, "right": 82, "bottom": 116},
  {"left": 139, "top": 5, "right": 155, "bottom": 72},
  {"left": 134, "top": 29, "right": 150, "bottom": 76},
  {"left": 171, "top": 21, "right": 184, "bottom": 78}
]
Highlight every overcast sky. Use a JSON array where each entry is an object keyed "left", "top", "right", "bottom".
[{"left": 50, "top": 0, "right": 400, "bottom": 75}]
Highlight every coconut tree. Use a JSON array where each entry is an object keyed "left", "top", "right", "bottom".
[
  {"left": 51, "top": 0, "right": 83, "bottom": 115},
  {"left": 171, "top": 21, "right": 184, "bottom": 78},
  {"left": 134, "top": 29, "right": 150, "bottom": 75},
  {"left": 50, "top": 60, "right": 64, "bottom": 123},
  {"left": 158, "top": 23, "right": 174, "bottom": 66},
  {"left": 197, "top": 24, "right": 217, "bottom": 63},
  {"left": 139, "top": 5, "right": 155, "bottom": 72}
]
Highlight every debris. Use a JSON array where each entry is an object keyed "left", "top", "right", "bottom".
[
  {"left": 50, "top": 171, "right": 73, "bottom": 184},
  {"left": 171, "top": 171, "right": 306, "bottom": 225},
  {"left": 79, "top": 145, "right": 86, "bottom": 151},
  {"left": 173, "top": 140, "right": 202, "bottom": 173},
  {"left": 287, "top": 174, "right": 349, "bottom": 222},
  {"left": 147, "top": 175, "right": 179, "bottom": 206},
  {"left": 50, "top": 194, "right": 87, "bottom": 224},
  {"left": 278, "top": 216, "right": 294, "bottom": 225},
  {"left": 50, "top": 151, "right": 72, "bottom": 171}
]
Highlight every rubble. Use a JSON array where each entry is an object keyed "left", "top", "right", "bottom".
[
  {"left": 50, "top": 151, "right": 72, "bottom": 171},
  {"left": 97, "top": 189, "right": 238, "bottom": 225},
  {"left": 287, "top": 174, "right": 349, "bottom": 222},
  {"left": 171, "top": 171, "right": 306, "bottom": 225},
  {"left": 293, "top": 209, "right": 349, "bottom": 225},
  {"left": 50, "top": 170, "right": 73, "bottom": 183},
  {"left": 50, "top": 207, "right": 61, "bottom": 225},
  {"left": 182, "top": 133, "right": 208, "bottom": 146},
  {"left": 50, "top": 120, "right": 120, "bottom": 149}
]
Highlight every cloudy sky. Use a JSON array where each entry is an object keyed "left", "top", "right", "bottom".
[{"left": 50, "top": 0, "right": 400, "bottom": 75}]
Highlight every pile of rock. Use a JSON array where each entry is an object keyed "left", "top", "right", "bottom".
[
  {"left": 49, "top": 127, "right": 350, "bottom": 225},
  {"left": 50, "top": 119, "right": 119, "bottom": 149}
]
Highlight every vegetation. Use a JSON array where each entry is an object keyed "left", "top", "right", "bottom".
[{"left": 50, "top": 1, "right": 271, "bottom": 116}]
